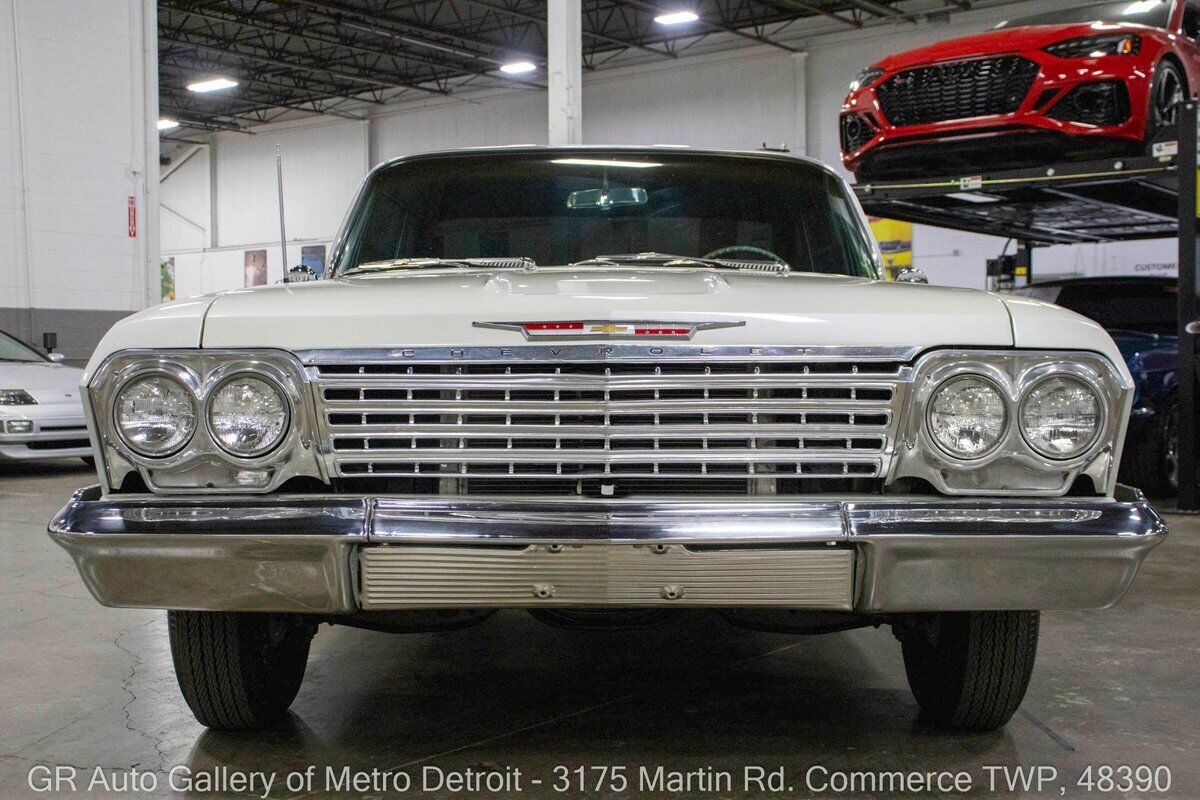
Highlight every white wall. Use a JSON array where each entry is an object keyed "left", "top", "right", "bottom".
[
  {"left": 159, "top": 145, "right": 210, "bottom": 252},
  {"left": 1, "top": 0, "right": 158, "bottom": 358}
]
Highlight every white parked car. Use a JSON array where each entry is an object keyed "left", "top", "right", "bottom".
[
  {"left": 0, "top": 330, "right": 91, "bottom": 463},
  {"left": 49, "top": 148, "right": 1166, "bottom": 733}
]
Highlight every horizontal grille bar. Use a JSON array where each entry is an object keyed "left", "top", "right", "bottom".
[{"left": 337, "top": 462, "right": 881, "bottom": 478}]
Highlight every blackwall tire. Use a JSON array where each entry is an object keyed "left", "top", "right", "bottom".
[
  {"left": 1119, "top": 402, "right": 1178, "bottom": 498},
  {"left": 1146, "top": 60, "right": 1187, "bottom": 150},
  {"left": 899, "top": 611, "right": 1039, "bottom": 732},
  {"left": 168, "top": 611, "right": 314, "bottom": 730}
]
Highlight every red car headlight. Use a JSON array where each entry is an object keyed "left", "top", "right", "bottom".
[
  {"left": 1044, "top": 33, "right": 1142, "bottom": 58},
  {"left": 850, "top": 66, "right": 885, "bottom": 91}
]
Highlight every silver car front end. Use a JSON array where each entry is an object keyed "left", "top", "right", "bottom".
[{"left": 50, "top": 345, "right": 1166, "bottom": 615}]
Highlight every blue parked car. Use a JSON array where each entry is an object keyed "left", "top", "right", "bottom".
[{"left": 1015, "top": 276, "right": 1180, "bottom": 497}]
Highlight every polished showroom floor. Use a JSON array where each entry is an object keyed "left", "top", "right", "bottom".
[{"left": 1, "top": 459, "right": 1197, "bottom": 799}]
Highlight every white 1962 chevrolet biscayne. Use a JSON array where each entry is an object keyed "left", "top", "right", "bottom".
[{"left": 48, "top": 147, "right": 1166, "bottom": 732}]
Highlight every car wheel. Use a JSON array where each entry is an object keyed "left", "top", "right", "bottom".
[
  {"left": 168, "top": 611, "right": 315, "bottom": 730},
  {"left": 1119, "top": 401, "right": 1178, "bottom": 498},
  {"left": 1146, "top": 60, "right": 1187, "bottom": 147},
  {"left": 897, "top": 611, "right": 1039, "bottom": 732}
]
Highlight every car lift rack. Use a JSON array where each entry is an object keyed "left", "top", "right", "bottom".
[{"left": 853, "top": 103, "right": 1200, "bottom": 511}]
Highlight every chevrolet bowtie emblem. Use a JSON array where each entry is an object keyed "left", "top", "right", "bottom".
[
  {"left": 590, "top": 323, "right": 628, "bottom": 335},
  {"left": 474, "top": 320, "right": 745, "bottom": 340}
]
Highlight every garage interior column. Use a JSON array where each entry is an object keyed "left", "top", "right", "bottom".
[{"left": 547, "top": 0, "right": 582, "bottom": 145}]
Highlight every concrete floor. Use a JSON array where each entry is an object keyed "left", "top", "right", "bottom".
[{"left": 1, "top": 459, "right": 1197, "bottom": 800}]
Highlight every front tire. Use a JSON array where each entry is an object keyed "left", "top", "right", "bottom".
[
  {"left": 1146, "top": 60, "right": 1187, "bottom": 149},
  {"left": 168, "top": 611, "right": 315, "bottom": 730},
  {"left": 1120, "top": 401, "right": 1179, "bottom": 498},
  {"left": 898, "top": 611, "right": 1039, "bottom": 732}
]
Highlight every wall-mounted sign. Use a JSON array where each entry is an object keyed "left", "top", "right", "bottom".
[{"left": 127, "top": 196, "right": 137, "bottom": 238}]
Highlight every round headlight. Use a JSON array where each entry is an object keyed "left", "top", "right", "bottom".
[
  {"left": 928, "top": 376, "right": 1008, "bottom": 459},
  {"left": 1020, "top": 376, "right": 1101, "bottom": 459},
  {"left": 115, "top": 374, "right": 196, "bottom": 457},
  {"left": 207, "top": 375, "right": 289, "bottom": 457}
]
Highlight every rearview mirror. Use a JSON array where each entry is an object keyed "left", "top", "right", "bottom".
[
  {"left": 567, "top": 187, "right": 648, "bottom": 210},
  {"left": 48, "top": 352, "right": 66, "bottom": 363}
]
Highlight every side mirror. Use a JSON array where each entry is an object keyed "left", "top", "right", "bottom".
[
  {"left": 285, "top": 265, "right": 318, "bottom": 283},
  {"left": 48, "top": 352, "right": 66, "bottom": 363},
  {"left": 895, "top": 267, "right": 929, "bottom": 285}
]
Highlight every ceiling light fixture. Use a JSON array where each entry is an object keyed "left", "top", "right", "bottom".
[
  {"left": 654, "top": 9, "right": 700, "bottom": 25},
  {"left": 157, "top": 118, "right": 180, "bottom": 131},
  {"left": 186, "top": 77, "right": 239, "bottom": 93},
  {"left": 499, "top": 61, "right": 537, "bottom": 75}
]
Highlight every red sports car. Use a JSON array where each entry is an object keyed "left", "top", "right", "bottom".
[{"left": 841, "top": 0, "right": 1198, "bottom": 181}]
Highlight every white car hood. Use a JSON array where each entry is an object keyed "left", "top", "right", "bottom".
[
  {"left": 0, "top": 361, "right": 85, "bottom": 405},
  {"left": 199, "top": 268, "right": 1017, "bottom": 351}
]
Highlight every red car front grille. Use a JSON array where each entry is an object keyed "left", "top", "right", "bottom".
[{"left": 877, "top": 56, "right": 1040, "bottom": 127}]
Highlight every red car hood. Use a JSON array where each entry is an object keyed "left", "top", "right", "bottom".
[{"left": 875, "top": 22, "right": 1151, "bottom": 71}]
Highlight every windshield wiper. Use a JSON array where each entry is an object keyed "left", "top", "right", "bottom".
[
  {"left": 345, "top": 256, "right": 536, "bottom": 275},
  {"left": 571, "top": 252, "right": 790, "bottom": 274}
]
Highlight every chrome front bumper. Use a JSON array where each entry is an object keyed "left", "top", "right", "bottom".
[{"left": 48, "top": 486, "right": 1167, "bottom": 615}]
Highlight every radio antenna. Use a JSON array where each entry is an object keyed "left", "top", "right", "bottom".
[{"left": 276, "top": 144, "right": 289, "bottom": 281}]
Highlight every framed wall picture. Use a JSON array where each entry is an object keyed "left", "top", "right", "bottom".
[
  {"left": 301, "top": 244, "right": 327, "bottom": 278},
  {"left": 244, "top": 249, "right": 268, "bottom": 287}
]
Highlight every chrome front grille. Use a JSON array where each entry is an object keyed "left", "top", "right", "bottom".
[{"left": 305, "top": 348, "right": 913, "bottom": 494}]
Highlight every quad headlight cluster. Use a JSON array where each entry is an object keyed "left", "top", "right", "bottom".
[
  {"left": 927, "top": 373, "right": 1102, "bottom": 462},
  {"left": 89, "top": 351, "right": 320, "bottom": 493},
  {"left": 895, "top": 350, "right": 1130, "bottom": 497},
  {"left": 113, "top": 373, "right": 290, "bottom": 459}
]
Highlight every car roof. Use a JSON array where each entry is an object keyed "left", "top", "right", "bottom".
[{"left": 367, "top": 145, "right": 843, "bottom": 182}]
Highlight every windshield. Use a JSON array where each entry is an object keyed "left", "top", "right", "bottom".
[
  {"left": 0, "top": 331, "right": 46, "bottom": 363},
  {"left": 997, "top": 0, "right": 1171, "bottom": 29},
  {"left": 333, "top": 151, "right": 879, "bottom": 278}
]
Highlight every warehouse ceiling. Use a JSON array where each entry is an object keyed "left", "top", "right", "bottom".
[{"left": 158, "top": 0, "right": 977, "bottom": 141}]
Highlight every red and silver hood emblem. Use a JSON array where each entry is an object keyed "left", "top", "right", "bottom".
[{"left": 474, "top": 320, "right": 745, "bottom": 340}]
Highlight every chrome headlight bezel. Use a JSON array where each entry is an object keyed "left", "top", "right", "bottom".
[
  {"left": 111, "top": 370, "right": 199, "bottom": 458},
  {"left": 1019, "top": 372, "right": 1105, "bottom": 461},
  {"left": 894, "top": 350, "right": 1131, "bottom": 496},
  {"left": 925, "top": 373, "right": 1010, "bottom": 462},
  {"left": 88, "top": 350, "right": 322, "bottom": 494},
  {"left": 204, "top": 371, "right": 292, "bottom": 459}
]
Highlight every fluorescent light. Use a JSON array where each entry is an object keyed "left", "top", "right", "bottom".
[
  {"left": 654, "top": 9, "right": 699, "bottom": 25},
  {"left": 552, "top": 158, "right": 663, "bottom": 169},
  {"left": 499, "top": 61, "right": 537, "bottom": 75},
  {"left": 186, "top": 77, "right": 238, "bottom": 93},
  {"left": 157, "top": 118, "right": 180, "bottom": 131}
]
